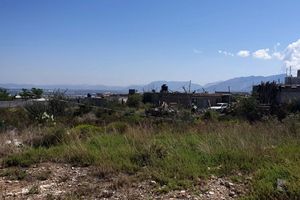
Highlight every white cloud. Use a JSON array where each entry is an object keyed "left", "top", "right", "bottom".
[
  {"left": 218, "top": 50, "right": 234, "bottom": 57},
  {"left": 273, "top": 52, "right": 284, "bottom": 60},
  {"left": 283, "top": 39, "right": 300, "bottom": 70},
  {"left": 237, "top": 50, "right": 250, "bottom": 57},
  {"left": 193, "top": 49, "right": 202, "bottom": 54},
  {"left": 217, "top": 39, "right": 300, "bottom": 73},
  {"left": 252, "top": 48, "right": 272, "bottom": 60}
]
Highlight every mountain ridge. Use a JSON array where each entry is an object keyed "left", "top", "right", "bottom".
[{"left": 0, "top": 74, "right": 286, "bottom": 93}]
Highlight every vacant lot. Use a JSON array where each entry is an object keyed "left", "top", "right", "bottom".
[{"left": 1, "top": 106, "right": 300, "bottom": 199}]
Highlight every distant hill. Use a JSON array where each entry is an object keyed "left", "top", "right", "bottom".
[
  {"left": 203, "top": 74, "right": 285, "bottom": 93},
  {"left": 0, "top": 81, "right": 203, "bottom": 93},
  {"left": 130, "top": 81, "right": 202, "bottom": 92},
  {"left": 0, "top": 74, "right": 286, "bottom": 94},
  {"left": 0, "top": 83, "right": 124, "bottom": 91}
]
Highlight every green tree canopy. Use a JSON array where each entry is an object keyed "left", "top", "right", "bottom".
[{"left": 0, "top": 88, "right": 11, "bottom": 101}]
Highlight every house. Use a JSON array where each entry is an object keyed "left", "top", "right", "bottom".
[
  {"left": 143, "top": 85, "right": 232, "bottom": 109},
  {"left": 253, "top": 70, "right": 300, "bottom": 104}
]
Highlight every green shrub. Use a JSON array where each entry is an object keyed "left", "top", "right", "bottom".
[
  {"left": 70, "top": 124, "right": 103, "bottom": 140},
  {"left": 0, "top": 167, "right": 27, "bottom": 180},
  {"left": 74, "top": 104, "right": 93, "bottom": 116},
  {"left": 32, "top": 127, "right": 66, "bottom": 148},
  {"left": 0, "top": 88, "right": 12, "bottom": 101},
  {"left": 24, "top": 102, "right": 50, "bottom": 123},
  {"left": 202, "top": 110, "right": 218, "bottom": 121},
  {"left": 28, "top": 184, "right": 40, "bottom": 194},
  {"left": 127, "top": 94, "right": 142, "bottom": 108},
  {"left": 48, "top": 90, "right": 69, "bottom": 116},
  {"left": 234, "top": 97, "right": 262, "bottom": 122},
  {"left": 0, "top": 107, "right": 30, "bottom": 128},
  {"left": 36, "top": 170, "right": 51, "bottom": 181},
  {"left": 106, "top": 122, "right": 128, "bottom": 134}
]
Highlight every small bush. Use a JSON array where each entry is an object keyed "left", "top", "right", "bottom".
[
  {"left": 234, "top": 97, "right": 262, "bottom": 122},
  {"left": 25, "top": 102, "right": 50, "bottom": 123},
  {"left": 0, "top": 88, "right": 12, "bottom": 101},
  {"left": 0, "top": 167, "right": 27, "bottom": 180},
  {"left": 74, "top": 104, "right": 93, "bottom": 116},
  {"left": 70, "top": 124, "right": 103, "bottom": 140},
  {"left": 32, "top": 127, "right": 66, "bottom": 148},
  {"left": 130, "top": 150, "right": 151, "bottom": 167},
  {"left": 48, "top": 90, "right": 69, "bottom": 116},
  {"left": 106, "top": 122, "right": 128, "bottom": 134},
  {"left": 202, "top": 110, "right": 218, "bottom": 121},
  {"left": 28, "top": 184, "right": 40, "bottom": 194},
  {"left": 36, "top": 170, "right": 51, "bottom": 181},
  {"left": 65, "top": 145, "right": 96, "bottom": 166},
  {"left": 0, "top": 107, "right": 30, "bottom": 128},
  {"left": 127, "top": 94, "right": 142, "bottom": 108}
]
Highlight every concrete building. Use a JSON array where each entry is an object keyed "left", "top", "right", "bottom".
[
  {"left": 143, "top": 89, "right": 231, "bottom": 109},
  {"left": 253, "top": 69, "right": 300, "bottom": 104}
]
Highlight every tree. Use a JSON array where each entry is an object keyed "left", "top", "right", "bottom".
[
  {"left": 127, "top": 94, "right": 142, "bottom": 108},
  {"left": 48, "top": 90, "right": 68, "bottom": 116},
  {"left": 0, "top": 88, "right": 11, "bottom": 101},
  {"left": 20, "top": 88, "right": 33, "bottom": 99},
  {"left": 235, "top": 97, "right": 261, "bottom": 122},
  {"left": 31, "top": 88, "right": 43, "bottom": 98},
  {"left": 19, "top": 88, "right": 43, "bottom": 99}
]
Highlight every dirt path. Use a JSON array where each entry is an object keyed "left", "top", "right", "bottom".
[{"left": 0, "top": 163, "right": 249, "bottom": 200}]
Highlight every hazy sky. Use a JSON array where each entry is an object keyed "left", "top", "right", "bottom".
[{"left": 1, "top": 0, "right": 300, "bottom": 86}]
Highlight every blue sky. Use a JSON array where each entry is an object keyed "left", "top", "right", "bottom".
[{"left": 1, "top": 0, "right": 300, "bottom": 86}]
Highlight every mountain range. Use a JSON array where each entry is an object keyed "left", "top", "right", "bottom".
[{"left": 0, "top": 74, "right": 286, "bottom": 93}]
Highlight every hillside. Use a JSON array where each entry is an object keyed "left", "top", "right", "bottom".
[
  {"left": 204, "top": 74, "right": 285, "bottom": 93},
  {"left": 0, "top": 74, "right": 286, "bottom": 93}
]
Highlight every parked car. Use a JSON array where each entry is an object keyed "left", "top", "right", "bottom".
[{"left": 209, "top": 103, "right": 228, "bottom": 112}]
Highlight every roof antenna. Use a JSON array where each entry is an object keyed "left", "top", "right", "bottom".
[{"left": 290, "top": 66, "right": 292, "bottom": 77}]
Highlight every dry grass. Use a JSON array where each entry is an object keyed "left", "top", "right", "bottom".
[{"left": 1, "top": 115, "right": 300, "bottom": 199}]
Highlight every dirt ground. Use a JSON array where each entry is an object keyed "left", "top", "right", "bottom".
[{"left": 0, "top": 163, "right": 249, "bottom": 200}]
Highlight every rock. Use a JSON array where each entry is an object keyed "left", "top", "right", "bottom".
[
  {"left": 13, "top": 139, "right": 23, "bottom": 147},
  {"left": 219, "top": 179, "right": 225, "bottom": 186},
  {"left": 21, "top": 188, "right": 29, "bottom": 195},
  {"left": 200, "top": 185, "right": 209, "bottom": 193},
  {"left": 208, "top": 191, "right": 215, "bottom": 195},
  {"left": 229, "top": 191, "right": 236, "bottom": 197},
  {"left": 211, "top": 175, "right": 217, "bottom": 179},
  {"left": 277, "top": 179, "right": 287, "bottom": 192},
  {"left": 5, "top": 140, "right": 12, "bottom": 145},
  {"left": 54, "top": 190, "right": 64, "bottom": 195},
  {"left": 150, "top": 180, "right": 157, "bottom": 185},
  {"left": 6, "top": 192, "right": 13, "bottom": 196},
  {"left": 101, "top": 189, "right": 114, "bottom": 198},
  {"left": 225, "top": 181, "right": 234, "bottom": 188},
  {"left": 40, "top": 183, "right": 55, "bottom": 191}
]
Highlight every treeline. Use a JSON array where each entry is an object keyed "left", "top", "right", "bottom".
[{"left": 0, "top": 87, "right": 44, "bottom": 101}]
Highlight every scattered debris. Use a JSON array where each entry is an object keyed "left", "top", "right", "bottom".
[{"left": 0, "top": 162, "right": 249, "bottom": 199}]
